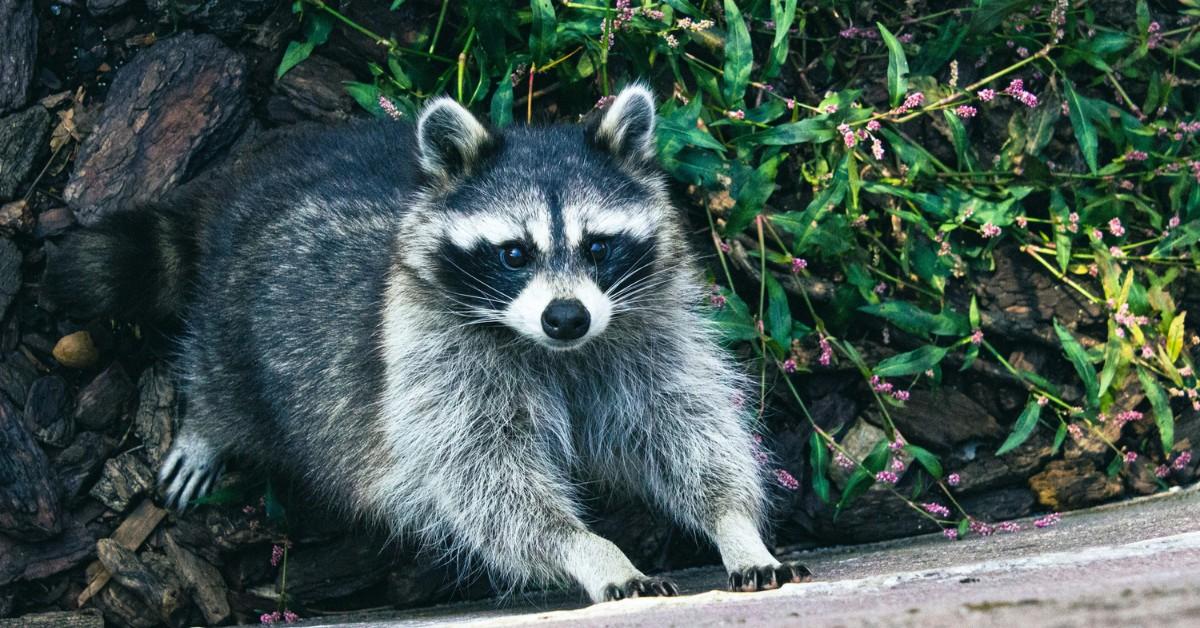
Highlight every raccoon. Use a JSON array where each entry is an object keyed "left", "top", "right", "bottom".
[{"left": 45, "top": 84, "right": 810, "bottom": 602}]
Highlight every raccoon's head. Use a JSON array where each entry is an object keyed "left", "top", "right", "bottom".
[{"left": 402, "top": 84, "right": 684, "bottom": 351}]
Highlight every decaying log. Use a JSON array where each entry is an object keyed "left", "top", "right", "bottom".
[
  {"left": 77, "top": 499, "right": 167, "bottom": 607},
  {"left": 88, "top": 452, "right": 154, "bottom": 513},
  {"left": 64, "top": 32, "right": 249, "bottom": 225},
  {"left": 0, "top": 0, "right": 37, "bottom": 115},
  {"left": 0, "top": 396, "right": 61, "bottom": 541},
  {"left": 0, "top": 106, "right": 50, "bottom": 201},
  {"left": 163, "top": 532, "right": 230, "bottom": 624}
]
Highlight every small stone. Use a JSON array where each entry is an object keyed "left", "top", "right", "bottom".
[
  {"left": 0, "top": 199, "right": 33, "bottom": 234},
  {"left": 89, "top": 452, "right": 155, "bottom": 513},
  {"left": 1029, "top": 459, "right": 1123, "bottom": 510},
  {"left": 53, "top": 331, "right": 99, "bottom": 369}
]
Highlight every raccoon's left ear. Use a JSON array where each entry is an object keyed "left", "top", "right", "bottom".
[
  {"left": 587, "top": 83, "right": 657, "bottom": 166},
  {"left": 415, "top": 97, "right": 495, "bottom": 180}
]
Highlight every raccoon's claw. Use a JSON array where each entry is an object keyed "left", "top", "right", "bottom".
[
  {"left": 158, "top": 441, "right": 223, "bottom": 512},
  {"left": 728, "top": 561, "right": 811, "bottom": 592},
  {"left": 601, "top": 576, "right": 680, "bottom": 601}
]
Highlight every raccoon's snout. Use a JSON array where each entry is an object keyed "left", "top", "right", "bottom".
[{"left": 541, "top": 299, "right": 590, "bottom": 341}]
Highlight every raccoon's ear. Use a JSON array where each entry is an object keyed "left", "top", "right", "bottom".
[
  {"left": 415, "top": 97, "right": 494, "bottom": 180},
  {"left": 587, "top": 83, "right": 657, "bottom": 165}
]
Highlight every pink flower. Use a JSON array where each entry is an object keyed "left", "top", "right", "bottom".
[
  {"left": 785, "top": 98, "right": 796, "bottom": 110},
  {"left": 1126, "top": 150, "right": 1149, "bottom": 161},
  {"left": 947, "top": 473, "right": 961, "bottom": 487},
  {"left": 889, "top": 438, "right": 905, "bottom": 452},
  {"left": 977, "top": 89, "right": 995, "bottom": 102},
  {"left": 834, "top": 451, "right": 856, "bottom": 470},
  {"left": 892, "top": 389, "right": 910, "bottom": 401},
  {"left": 823, "top": 103, "right": 839, "bottom": 113},
  {"left": 776, "top": 469, "right": 799, "bottom": 490},
  {"left": 996, "top": 521, "right": 1021, "bottom": 533},
  {"left": 866, "top": 120, "right": 881, "bottom": 131},
  {"left": 1173, "top": 451, "right": 1193, "bottom": 470},
  {"left": 283, "top": 611, "right": 300, "bottom": 624},
  {"left": 261, "top": 611, "right": 283, "bottom": 625},
  {"left": 378, "top": 96, "right": 403, "bottom": 121},
  {"left": 1034, "top": 513, "right": 1061, "bottom": 528},
  {"left": 1108, "top": 218, "right": 1125, "bottom": 237},
  {"left": 595, "top": 95, "right": 616, "bottom": 109},
  {"left": 871, "top": 137, "right": 885, "bottom": 160},
  {"left": 890, "top": 457, "right": 907, "bottom": 472},
  {"left": 1168, "top": 215, "right": 1181, "bottom": 228},
  {"left": 1124, "top": 452, "right": 1138, "bottom": 464},
  {"left": 970, "top": 329, "right": 984, "bottom": 344},
  {"left": 981, "top": 223, "right": 1002, "bottom": 238},
  {"left": 727, "top": 109, "right": 745, "bottom": 120},
  {"left": 270, "top": 545, "right": 284, "bottom": 567},
  {"left": 943, "top": 528, "right": 959, "bottom": 540},
  {"left": 875, "top": 471, "right": 900, "bottom": 484},
  {"left": 922, "top": 502, "right": 951, "bottom": 518},
  {"left": 709, "top": 294, "right": 727, "bottom": 309},
  {"left": 818, "top": 335, "right": 833, "bottom": 366},
  {"left": 791, "top": 257, "right": 808, "bottom": 273},
  {"left": 1068, "top": 423, "right": 1083, "bottom": 441},
  {"left": 1037, "top": 396, "right": 1049, "bottom": 406},
  {"left": 783, "top": 358, "right": 798, "bottom": 373},
  {"left": 1155, "top": 464, "right": 1170, "bottom": 478}
]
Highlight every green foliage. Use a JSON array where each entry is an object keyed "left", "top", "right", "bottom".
[{"left": 290, "top": 0, "right": 1200, "bottom": 529}]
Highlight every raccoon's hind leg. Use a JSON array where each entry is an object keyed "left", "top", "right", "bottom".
[{"left": 158, "top": 430, "right": 224, "bottom": 511}]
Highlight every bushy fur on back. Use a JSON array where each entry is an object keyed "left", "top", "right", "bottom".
[{"left": 44, "top": 85, "right": 810, "bottom": 602}]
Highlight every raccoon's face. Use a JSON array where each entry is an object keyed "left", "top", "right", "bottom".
[{"left": 405, "top": 85, "right": 673, "bottom": 351}]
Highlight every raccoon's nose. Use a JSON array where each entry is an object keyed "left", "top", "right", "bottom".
[{"left": 541, "top": 299, "right": 591, "bottom": 341}]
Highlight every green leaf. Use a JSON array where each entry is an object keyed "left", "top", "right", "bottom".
[
  {"left": 708, "top": 288, "right": 757, "bottom": 343},
  {"left": 264, "top": 479, "right": 287, "bottom": 524},
  {"left": 764, "top": 273, "right": 792, "bottom": 343},
  {"left": 763, "top": 0, "right": 797, "bottom": 79},
  {"left": 529, "top": 0, "right": 557, "bottom": 65},
  {"left": 996, "top": 397, "right": 1043, "bottom": 456},
  {"left": 1052, "top": 422, "right": 1069, "bottom": 455},
  {"left": 276, "top": 41, "right": 314, "bottom": 80},
  {"left": 1167, "top": 312, "right": 1186, "bottom": 361},
  {"left": 1098, "top": 323, "right": 1122, "bottom": 398},
  {"left": 809, "top": 432, "right": 831, "bottom": 503},
  {"left": 1063, "top": 78, "right": 1099, "bottom": 173},
  {"left": 1138, "top": 367, "right": 1174, "bottom": 454},
  {"left": 1054, "top": 319, "right": 1100, "bottom": 409},
  {"left": 904, "top": 444, "right": 943, "bottom": 478},
  {"left": 343, "top": 82, "right": 383, "bottom": 116},
  {"left": 738, "top": 118, "right": 835, "bottom": 146},
  {"left": 390, "top": 0, "right": 405, "bottom": 9},
  {"left": 722, "top": 0, "right": 752, "bottom": 105},
  {"left": 490, "top": 67, "right": 514, "bottom": 127},
  {"left": 969, "top": 296, "right": 981, "bottom": 329},
  {"left": 878, "top": 23, "right": 910, "bottom": 108},
  {"left": 874, "top": 345, "right": 950, "bottom": 377},
  {"left": 860, "top": 301, "right": 970, "bottom": 338}
]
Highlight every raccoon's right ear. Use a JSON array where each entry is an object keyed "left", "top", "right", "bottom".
[
  {"left": 415, "top": 97, "right": 495, "bottom": 180},
  {"left": 586, "top": 83, "right": 657, "bottom": 166}
]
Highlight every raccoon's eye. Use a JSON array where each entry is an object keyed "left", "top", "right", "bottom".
[
  {"left": 499, "top": 243, "right": 529, "bottom": 269},
  {"left": 586, "top": 239, "right": 609, "bottom": 263}
]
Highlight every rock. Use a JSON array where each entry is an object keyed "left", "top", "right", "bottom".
[
  {"left": 73, "top": 363, "right": 134, "bottom": 430},
  {"left": 957, "top": 487, "right": 1036, "bottom": 522},
  {"left": 281, "top": 535, "right": 393, "bottom": 602},
  {"left": 974, "top": 245, "right": 1105, "bottom": 345},
  {"left": 64, "top": 33, "right": 249, "bottom": 226},
  {"left": 0, "top": 0, "right": 37, "bottom": 115},
  {"left": 0, "top": 106, "right": 50, "bottom": 201},
  {"left": 52, "top": 332, "right": 98, "bottom": 370},
  {"left": 948, "top": 434, "right": 1054, "bottom": 494},
  {"left": 145, "top": 0, "right": 278, "bottom": 36},
  {"left": 0, "top": 610, "right": 104, "bottom": 627},
  {"left": 32, "top": 207, "right": 74, "bottom": 240},
  {"left": 268, "top": 55, "right": 357, "bottom": 124},
  {"left": 86, "top": 0, "right": 129, "bottom": 17},
  {"left": 0, "top": 351, "right": 36, "bottom": 406},
  {"left": 163, "top": 532, "right": 230, "bottom": 624},
  {"left": 25, "top": 376, "right": 74, "bottom": 448},
  {"left": 829, "top": 418, "right": 888, "bottom": 488},
  {"left": 95, "top": 580, "right": 159, "bottom": 628},
  {"left": 89, "top": 452, "right": 154, "bottom": 513},
  {"left": 1028, "top": 458, "right": 1123, "bottom": 510},
  {"left": 0, "top": 515, "right": 92, "bottom": 586},
  {"left": 95, "top": 541, "right": 187, "bottom": 626},
  {"left": 133, "top": 365, "right": 177, "bottom": 466},
  {"left": 0, "top": 239, "right": 17, "bottom": 322},
  {"left": 0, "top": 396, "right": 61, "bottom": 541},
  {"left": 0, "top": 200, "right": 33, "bottom": 235},
  {"left": 881, "top": 388, "right": 1004, "bottom": 452},
  {"left": 54, "top": 431, "right": 115, "bottom": 502}
]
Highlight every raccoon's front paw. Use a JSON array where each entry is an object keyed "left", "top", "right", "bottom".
[
  {"left": 158, "top": 436, "right": 224, "bottom": 512},
  {"left": 728, "top": 561, "right": 812, "bottom": 592},
  {"left": 601, "top": 576, "right": 680, "bottom": 601}
]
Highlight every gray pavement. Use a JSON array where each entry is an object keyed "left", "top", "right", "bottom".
[{"left": 304, "top": 486, "right": 1200, "bottom": 627}]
